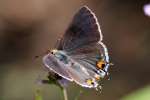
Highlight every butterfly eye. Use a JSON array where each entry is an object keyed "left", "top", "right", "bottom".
[
  {"left": 96, "top": 60, "right": 105, "bottom": 69},
  {"left": 51, "top": 49, "right": 58, "bottom": 54},
  {"left": 51, "top": 51, "right": 54, "bottom": 54}
]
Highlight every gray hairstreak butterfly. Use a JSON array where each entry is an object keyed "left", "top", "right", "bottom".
[{"left": 43, "top": 6, "right": 111, "bottom": 89}]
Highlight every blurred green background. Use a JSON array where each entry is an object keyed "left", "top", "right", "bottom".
[{"left": 0, "top": 0, "right": 150, "bottom": 100}]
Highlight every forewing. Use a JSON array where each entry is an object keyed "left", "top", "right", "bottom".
[
  {"left": 57, "top": 6, "right": 103, "bottom": 52},
  {"left": 43, "top": 54, "right": 73, "bottom": 81}
]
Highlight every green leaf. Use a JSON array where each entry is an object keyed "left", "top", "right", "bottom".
[{"left": 121, "top": 85, "right": 150, "bottom": 100}]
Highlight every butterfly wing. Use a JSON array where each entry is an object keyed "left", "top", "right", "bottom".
[
  {"left": 43, "top": 53, "right": 73, "bottom": 81},
  {"left": 57, "top": 6, "right": 103, "bottom": 52},
  {"left": 43, "top": 52, "right": 98, "bottom": 88},
  {"left": 71, "top": 42, "right": 110, "bottom": 74},
  {"left": 43, "top": 6, "right": 109, "bottom": 88},
  {"left": 66, "top": 42, "right": 109, "bottom": 88},
  {"left": 56, "top": 6, "right": 109, "bottom": 88},
  {"left": 66, "top": 60, "right": 99, "bottom": 88},
  {"left": 60, "top": 43, "right": 109, "bottom": 88}
]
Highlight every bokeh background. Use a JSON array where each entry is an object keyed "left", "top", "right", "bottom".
[{"left": 0, "top": 0, "right": 150, "bottom": 100}]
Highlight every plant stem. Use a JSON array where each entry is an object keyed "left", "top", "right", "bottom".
[{"left": 62, "top": 88, "right": 68, "bottom": 100}]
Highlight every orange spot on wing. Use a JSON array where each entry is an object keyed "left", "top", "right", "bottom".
[
  {"left": 96, "top": 60, "right": 105, "bottom": 69},
  {"left": 86, "top": 79, "right": 94, "bottom": 85},
  {"left": 95, "top": 74, "right": 100, "bottom": 80}
]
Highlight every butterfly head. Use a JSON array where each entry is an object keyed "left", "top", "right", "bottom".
[
  {"left": 50, "top": 49, "right": 61, "bottom": 59},
  {"left": 50, "top": 49, "right": 58, "bottom": 55}
]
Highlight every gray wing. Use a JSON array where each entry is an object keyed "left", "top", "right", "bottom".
[
  {"left": 66, "top": 60, "right": 98, "bottom": 88},
  {"left": 43, "top": 53, "right": 98, "bottom": 88},
  {"left": 43, "top": 54, "right": 73, "bottom": 81},
  {"left": 57, "top": 6, "right": 103, "bottom": 52},
  {"left": 70, "top": 42, "right": 109, "bottom": 72},
  {"left": 61, "top": 42, "right": 109, "bottom": 88},
  {"left": 69, "top": 43, "right": 101, "bottom": 72},
  {"left": 51, "top": 6, "right": 109, "bottom": 88}
]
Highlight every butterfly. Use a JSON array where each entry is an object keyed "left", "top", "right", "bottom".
[{"left": 43, "top": 6, "right": 111, "bottom": 89}]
